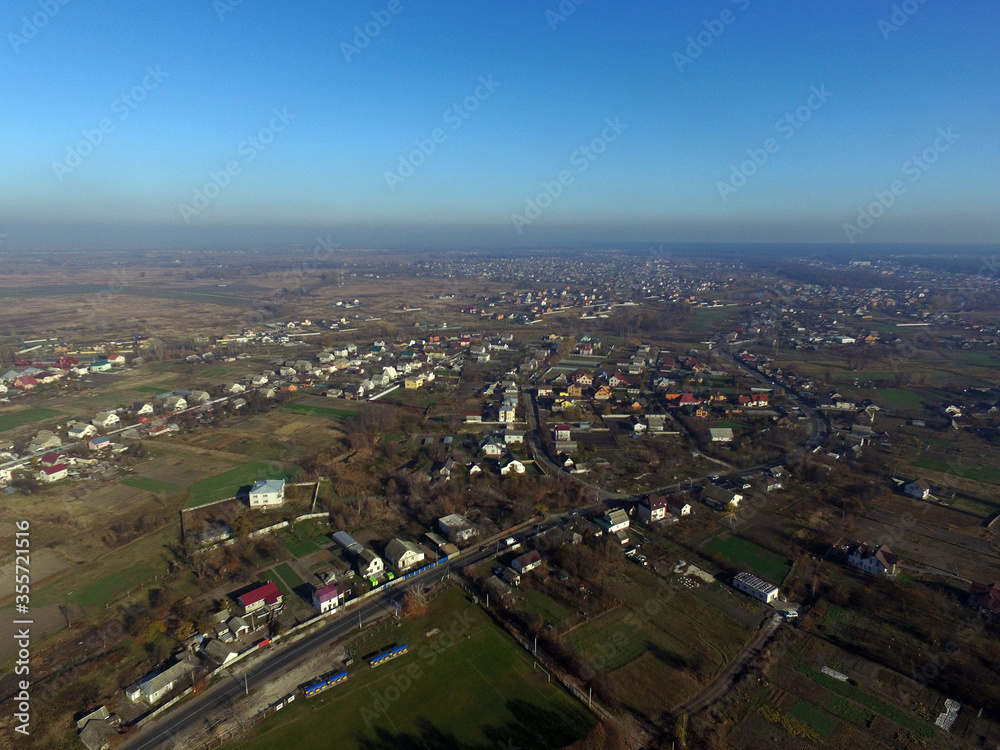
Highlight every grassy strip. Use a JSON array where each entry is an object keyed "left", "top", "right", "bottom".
[{"left": 796, "top": 665, "right": 933, "bottom": 738}]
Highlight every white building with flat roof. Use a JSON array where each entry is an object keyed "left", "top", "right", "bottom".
[{"left": 733, "top": 571, "right": 779, "bottom": 604}]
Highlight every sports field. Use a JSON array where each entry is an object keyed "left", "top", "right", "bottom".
[{"left": 231, "top": 588, "right": 593, "bottom": 750}]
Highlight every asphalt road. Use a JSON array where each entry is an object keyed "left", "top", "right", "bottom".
[
  {"left": 122, "top": 352, "right": 830, "bottom": 749},
  {"left": 121, "top": 548, "right": 493, "bottom": 750}
]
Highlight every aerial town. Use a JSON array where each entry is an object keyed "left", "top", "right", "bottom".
[{"left": 0, "top": 245, "right": 998, "bottom": 750}]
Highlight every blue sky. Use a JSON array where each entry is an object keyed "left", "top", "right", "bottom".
[{"left": 1, "top": 0, "right": 998, "bottom": 249}]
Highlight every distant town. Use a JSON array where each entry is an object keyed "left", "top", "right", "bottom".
[{"left": 1, "top": 245, "right": 999, "bottom": 750}]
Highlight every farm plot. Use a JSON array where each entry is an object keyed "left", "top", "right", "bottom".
[{"left": 703, "top": 534, "right": 792, "bottom": 582}]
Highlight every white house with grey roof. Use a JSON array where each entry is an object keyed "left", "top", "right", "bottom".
[{"left": 248, "top": 479, "right": 285, "bottom": 508}]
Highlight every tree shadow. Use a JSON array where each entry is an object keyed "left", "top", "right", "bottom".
[{"left": 355, "top": 699, "right": 590, "bottom": 750}]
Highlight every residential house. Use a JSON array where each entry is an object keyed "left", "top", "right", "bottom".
[
  {"left": 635, "top": 495, "right": 669, "bottom": 524},
  {"left": 846, "top": 543, "right": 899, "bottom": 577},
  {"left": 188, "top": 390, "right": 211, "bottom": 404},
  {"left": 88, "top": 436, "right": 111, "bottom": 451},
  {"left": 248, "top": 479, "right": 285, "bottom": 508},
  {"left": 608, "top": 373, "right": 630, "bottom": 388},
  {"left": 904, "top": 479, "right": 931, "bottom": 500},
  {"left": 438, "top": 514, "right": 477, "bottom": 544},
  {"left": 227, "top": 616, "right": 250, "bottom": 638},
  {"left": 501, "top": 459, "right": 526, "bottom": 476},
  {"left": 594, "top": 385, "right": 613, "bottom": 401},
  {"left": 313, "top": 582, "right": 348, "bottom": 613},
  {"left": 92, "top": 411, "right": 120, "bottom": 429},
  {"left": 554, "top": 424, "right": 572, "bottom": 442},
  {"left": 357, "top": 549, "right": 385, "bottom": 579},
  {"left": 512, "top": 550, "right": 543, "bottom": 575},
  {"left": 597, "top": 509, "right": 630, "bottom": 534},
  {"left": 499, "top": 401, "right": 517, "bottom": 423},
  {"left": 227, "top": 383, "right": 246, "bottom": 394},
  {"left": 29, "top": 430, "right": 62, "bottom": 453},
  {"left": 127, "top": 656, "right": 198, "bottom": 705},
  {"left": 132, "top": 402, "right": 155, "bottom": 417},
  {"left": 77, "top": 706, "right": 116, "bottom": 750},
  {"left": 481, "top": 437, "right": 506, "bottom": 458},
  {"left": 37, "top": 464, "right": 68, "bottom": 483},
  {"left": 702, "top": 485, "right": 742, "bottom": 509},
  {"left": 163, "top": 395, "right": 187, "bottom": 411},
  {"left": 668, "top": 497, "right": 693, "bottom": 516},
  {"left": 40, "top": 451, "right": 65, "bottom": 467},
  {"left": 238, "top": 581, "right": 283, "bottom": 616},
  {"left": 504, "top": 429, "right": 524, "bottom": 445},
  {"left": 385, "top": 538, "right": 426, "bottom": 571},
  {"left": 0, "top": 468, "right": 12, "bottom": 485}
]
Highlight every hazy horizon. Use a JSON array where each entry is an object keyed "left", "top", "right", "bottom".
[{"left": 3, "top": 1, "right": 998, "bottom": 250}]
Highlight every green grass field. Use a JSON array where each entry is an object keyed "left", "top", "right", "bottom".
[
  {"left": 282, "top": 403, "right": 360, "bottom": 420},
  {"left": 274, "top": 563, "right": 305, "bottom": 590},
  {"left": 790, "top": 699, "right": 838, "bottom": 736},
  {"left": 278, "top": 521, "right": 331, "bottom": 559},
  {"left": 911, "top": 457, "right": 1000, "bottom": 486},
  {"left": 122, "top": 476, "right": 181, "bottom": 494},
  {"left": 827, "top": 695, "right": 876, "bottom": 729},
  {"left": 686, "top": 306, "right": 738, "bottom": 333},
  {"left": 876, "top": 388, "right": 927, "bottom": 411},
  {"left": 521, "top": 588, "right": 578, "bottom": 630},
  {"left": 703, "top": 535, "right": 791, "bottom": 582},
  {"left": 796, "top": 664, "right": 933, "bottom": 738},
  {"left": 0, "top": 407, "right": 63, "bottom": 432},
  {"left": 230, "top": 588, "right": 593, "bottom": 750},
  {"left": 185, "top": 461, "right": 303, "bottom": 508},
  {"left": 287, "top": 540, "right": 321, "bottom": 558}
]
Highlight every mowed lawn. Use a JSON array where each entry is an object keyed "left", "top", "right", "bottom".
[
  {"left": 185, "top": 461, "right": 303, "bottom": 508},
  {"left": 231, "top": 588, "right": 593, "bottom": 750},
  {"left": 0, "top": 407, "right": 63, "bottom": 432},
  {"left": 704, "top": 534, "right": 792, "bottom": 582}
]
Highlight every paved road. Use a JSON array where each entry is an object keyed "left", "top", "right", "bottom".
[
  {"left": 121, "top": 549, "right": 492, "bottom": 750},
  {"left": 123, "top": 351, "right": 830, "bottom": 747}
]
